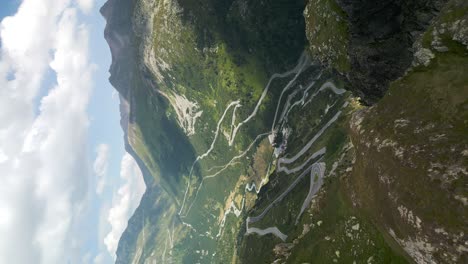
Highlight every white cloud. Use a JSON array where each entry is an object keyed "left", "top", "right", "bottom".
[
  {"left": 93, "top": 252, "right": 107, "bottom": 264},
  {"left": 94, "top": 143, "right": 110, "bottom": 195},
  {"left": 0, "top": 0, "right": 70, "bottom": 155},
  {"left": 104, "top": 152, "right": 146, "bottom": 259},
  {"left": 93, "top": 200, "right": 116, "bottom": 264},
  {"left": 111, "top": 89, "right": 119, "bottom": 100},
  {"left": 0, "top": 1, "right": 97, "bottom": 263},
  {"left": 0, "top": 148, "right": 7, "bottom": 163},
  {"left": 77, "top": 0, "right": 95, "bottom": 14},
  {"left": 82, "top": 252, "right": 93, "bottom": 264}
]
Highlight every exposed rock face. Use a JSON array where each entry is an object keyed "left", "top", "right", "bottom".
[
  {"left": 313, "top": 0, "right": 468, "bottom": 262},
  {"left": 346, "top": 2, "right": 468, "bottom": 260},
  {"left": 307, "top": 0, "right": 447, "bottom": 104},
  {"left": 101, "top": 0, "right": 151, "bottom": 188},
  {"left": 101, "top": 0, "right": 157, "bottom": 186},
  {"left": 101, "top": 0, "right": 136, "bottom": 99}
]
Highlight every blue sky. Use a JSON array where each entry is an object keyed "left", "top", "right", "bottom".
[
  {"left": 0, "top": 1, "right": 21, "bottom": 19},
  {"left": 0, "top": 1, "right": 146, "bottom": 263}
]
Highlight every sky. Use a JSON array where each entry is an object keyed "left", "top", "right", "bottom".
[{"left": 0, "top": 1, "right": 146, "bottom": 263}]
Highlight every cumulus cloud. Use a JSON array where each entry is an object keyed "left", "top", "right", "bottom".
[
  {"left": 93, "top": 252, "right": 107, "bottom": 264},
  {"left": 77, "top": 0, "right": 95, "bottom": 13},
  {"left": 94, "top": 143, "right": 110, "bottom": 195},
  {"left": 0, "top": 1, "right": 96, "bottom": 263},
  {"left": 104, "top": 153, "right": 146, "bottom": 259}
]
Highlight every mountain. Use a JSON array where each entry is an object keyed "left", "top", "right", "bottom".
[{"left": 101, "top": 0, "right": 468, "bottom": 263}]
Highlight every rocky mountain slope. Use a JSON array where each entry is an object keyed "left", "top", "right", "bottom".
[
  {"left": 101, "top": 0, "right": 467, "bottom": 263},
  {"left": 305, "top": 0, "right": 449, "bottom": 104}
]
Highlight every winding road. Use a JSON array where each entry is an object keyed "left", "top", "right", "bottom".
[
  {"left": 179, "top": 100, "right": 241, "bottom": 214},
  {"left": 183, "top": 132, "right": 271, "bottom": 216},
  {"left": 244, "top": 81, "right": 347, "bottom": 240},
  {"left": 229, "top": 51, "right": 310, "bottom": 145},
  {"left": 180, "top": 52, "right": 311, "bottom": 216},
  {"left": 176, "top": 50, "right": 349, "bottom": 246},
  {"left": 245, "top": 223, "right": 288, "bottom": 241},
  {"left": 278, "top": 110, "right": 341, "bottom": 167},
  {"left": 271, "top": 53, "right": 311, "bottom": 132},
  {"left": 245, "top": 161, "right": 326, "bottom": 241},
  {"left": 295, "top": 162, "right": 325, "bottom": 224}
]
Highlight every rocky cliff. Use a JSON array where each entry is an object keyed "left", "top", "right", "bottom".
[{"left": 305, "top": 0, "right": 451, "bottom": 104}]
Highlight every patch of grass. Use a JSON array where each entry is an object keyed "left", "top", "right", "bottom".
[
  {"left": 356, "top": 49, "right": 468, "bottom": 228},
  {"left": 287, "top": 178, "right": 409, "bottom": 264},
  {"left": 304, "top": 0, "right": 350, "bottom": 73},
  {"left": 346, "top": 6, "right": 468, "bottom": 261},
  {"left": 130, "top": 73, "right": 199, "bottom": 200},
  {"left": 240, "top": 168, "right": 408, "bottom": 263}
]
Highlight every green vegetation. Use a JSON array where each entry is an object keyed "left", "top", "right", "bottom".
[
  {"left": 239, "top": 84, "right": 407, "bottom": 263},
  {"left": 352, "top": 51, "right": 467, "bottom": 229},
  {"left": 288, "top": 179, "right": 408, "bottom": 263},
  {"left": 241, "top": 151, "right": 409, "bottom": 263},
  {"left": 121, "top": 0, "right": 312, "bottom": 262},
  {"left": 111, "top": 0, "right": 467, "bottom": 263},
  {"left": 347, "top": 3, "right": 468, "bottom": 262},
  {"left": 130, "top": 72, "right": 198, "bottom": 199},
  {"left": 304, "top": 0, "right": 350, "bottom": 73}
]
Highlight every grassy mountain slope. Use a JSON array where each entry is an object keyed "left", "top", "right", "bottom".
[{"left": 101, "top": 0, "right": 467, "bottom": 263}]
